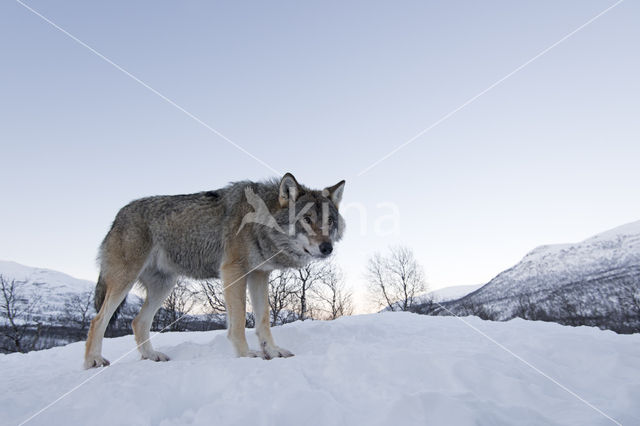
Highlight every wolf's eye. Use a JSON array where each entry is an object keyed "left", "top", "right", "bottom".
[
  {"left": 303, "top": 216, "right": 312, "bottom": 224},
  {"left": 327, "top": 217, "right": 334, "bottom": 225}
]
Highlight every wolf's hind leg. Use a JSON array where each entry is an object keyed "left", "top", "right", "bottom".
[
  {"left": 248, "top": 271, "right": 294, "bottom": 359},
  {"left": 84, "top": 276, "right": 134, "bottom": 369},
  {"left": 133, "top": 271, "right": 177, "bottom": 362}
]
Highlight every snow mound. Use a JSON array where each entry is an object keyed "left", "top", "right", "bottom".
[{"left": 1, "top": 314, "right": 638, "bottom": 425}]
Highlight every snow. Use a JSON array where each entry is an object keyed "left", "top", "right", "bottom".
[
  {"left": 588, "top": 220, "right": 640, "bottom": 241},
  {"left": 0, "top": 260, "right": 94, "bottom": 293},
  {"left": 522, "top": 220, "right": 640, "bottom": 265},
  {"left": 428, "top": 284, "right": 483, "bottom": 301},
  {"left": 2, "top": 313, "right": 639, "bottom": 426}
]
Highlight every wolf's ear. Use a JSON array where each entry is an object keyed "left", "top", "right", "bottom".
[
  {"left": 279, "top": 173, "right": 300, "bottom": 208},
  {"left": 322, "top": 180, "right": 345, "bottom": 209}
]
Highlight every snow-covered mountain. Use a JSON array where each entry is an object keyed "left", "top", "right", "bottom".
[
  {"left": 428, "top": 284, "right": 483, "bottom": 302},
  {"left": 0, "top": 260, "right": 95, "bottom": 322},
  {"left": 441, "top": 221, "right": 640, "bottom": 333},
  {"left": 1, "top": 313, "right": 638, "bottom": 425},
  {"left": 0, "top": 260, "right": 94, "bottom": 293}
]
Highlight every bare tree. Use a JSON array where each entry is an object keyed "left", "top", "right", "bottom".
[
  {"left": 104, "top": 296, "right": 143, "bottom": 336},
  {"left": 456, "top": 300, "right": 497, "bottom": 320},
  {"left": 194, "top": 278, "right": 255, "bottom": 327},
  {"left": 245, "top": 311, "right": 256, "bottom": 328},
  {"left": 62, "top": 290, "right": 94, "bottom": 331},
  {"left": 196, "top": 279, "right": 227, "bottom": 314},
  {"left": 159, "top": 279, "right": 196, "bottom": 331},
  {"left": 366, "top": 253, "right": 394, "bottom": 310},
  {"left": 410, "top": 297, "right": 439, "bottom": 315},
  {"left": 620, "top": 283, "right": 640, "bottom": 321},
  {"left": 292, "top": 262, "right": 330, "bottom": 321},
  {"left": 0, "top": 275, "right": 43, "bottom": 353},
  {"left": 366, "top": 246, "right": 427, "bottom": 312},
  {"left": 513, "top": 293, "right": 535, "bottom": 320},
  {"left": 632, "top": 289, "right": 640, "bottom": 317},
  {"left": 312, "top": 264, "right": 353, "bottom": 320},
  {"left": 551, "top": 289, "right": 581, "bottom": 325},
  {"left": 268, "top": 270, "right": 298, "bottom": 326}
]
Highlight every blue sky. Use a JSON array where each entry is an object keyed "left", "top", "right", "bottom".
[{"left": 1, "top": 0, "right": 638, "bottom": 310}]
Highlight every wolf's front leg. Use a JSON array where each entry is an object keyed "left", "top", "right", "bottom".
[
  {"left": 222, "top": 262, "right": 259, "bottom": 357},
  {"left": 248, "top": 270, "right": 294, "bottom": 359}
]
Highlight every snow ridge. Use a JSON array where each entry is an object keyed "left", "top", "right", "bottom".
[{"left": 2, "top": 313, "right": 639, "bottom": 426}]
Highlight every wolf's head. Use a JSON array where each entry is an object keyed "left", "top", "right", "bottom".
[{"left": 272, "top": 172, "right": 346, "bottom": 262}]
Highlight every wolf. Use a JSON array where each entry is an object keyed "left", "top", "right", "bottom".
[{"left": 84, "top": 173, "right": 345, "bottom": 368}]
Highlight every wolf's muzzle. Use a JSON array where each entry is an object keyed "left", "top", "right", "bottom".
[{"left": 319, "top": 242, "right": 333, "bottom": 256}]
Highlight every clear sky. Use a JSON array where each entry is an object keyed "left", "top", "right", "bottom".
[{"left": 1, "top": 0, "right": 638, "bottom": 311}]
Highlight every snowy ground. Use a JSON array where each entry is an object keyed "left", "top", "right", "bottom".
[{"left": 2, "top": 313, "right": 639, "bottom": 426}]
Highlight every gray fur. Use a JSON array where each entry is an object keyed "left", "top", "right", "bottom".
[{"left": 98, "top": 177, "right": 344, "bottom": 279}]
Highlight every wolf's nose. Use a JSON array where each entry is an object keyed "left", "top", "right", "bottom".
[{"left": 319, "top": 242, "right": 333, "bottom": 255}]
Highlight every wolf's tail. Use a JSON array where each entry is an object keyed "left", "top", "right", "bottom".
[{"left": 94, "top": 273, "right": 126, "bottom": 328}]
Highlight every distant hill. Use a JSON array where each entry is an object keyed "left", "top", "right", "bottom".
[
  {"left": 0, "top": 260, "right": 95, "bottom": 324},
  {"left": 424, "top": 221, "right": 640, "bottom": 333},
  {"left": 0, "top": 261, "right": 151, "bottom": 352},
  {"left": 427, "top": 284, "right": 483, "bottom": 302}
]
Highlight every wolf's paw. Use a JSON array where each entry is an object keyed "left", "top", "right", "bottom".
[
  {"left": 84, "top": 355, "right": 110, "bottom": 369},
  {"left": 234, "top": 349, "right": 260, "bottom": 358},
  {"left": 260, "top": 342, "right": 294, "bottom": 360},
  {"left": 141, "top": 350, "right": 170, "bottom": 362}
]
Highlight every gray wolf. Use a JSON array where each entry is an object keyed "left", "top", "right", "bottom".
[{"left": 84, "top": 173, "right": 345, "bottom": 368}]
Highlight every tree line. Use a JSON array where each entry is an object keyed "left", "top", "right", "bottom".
[
  {"left": 8, "top": 243, "right": 636, "bottom": 354},
  {"left": 150, "top": 260, "right": 354, "bottom": 333}
]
